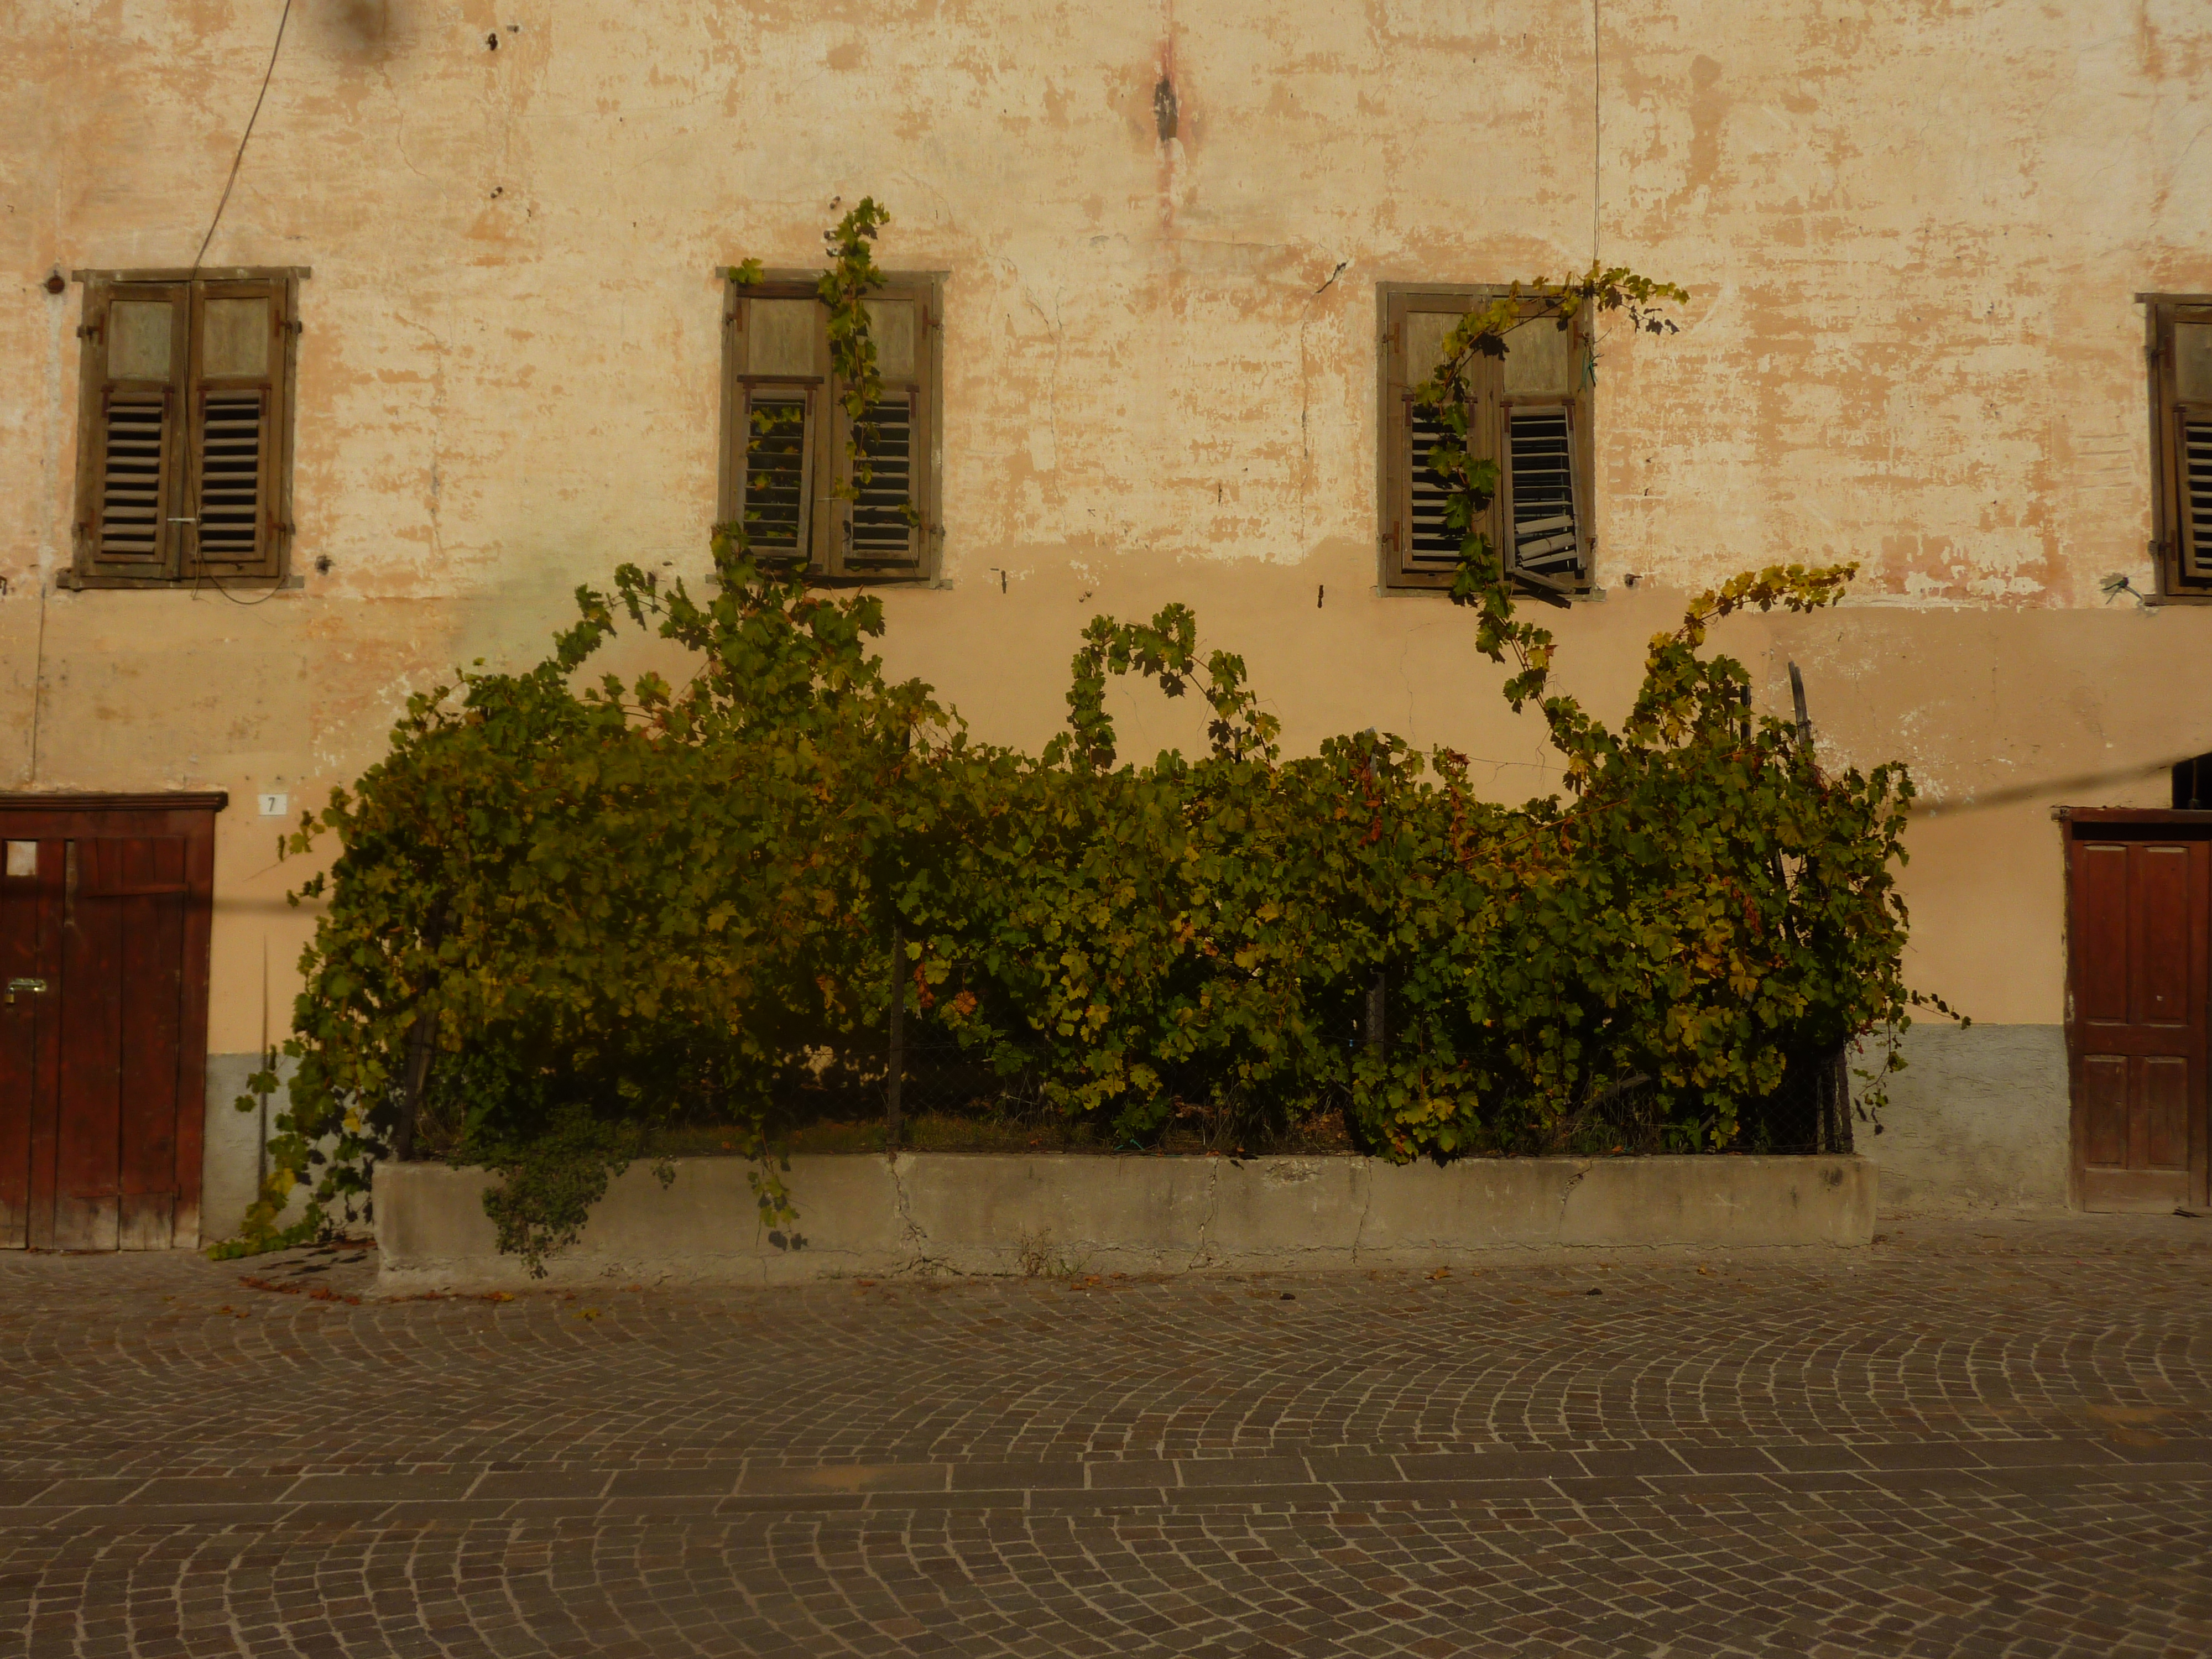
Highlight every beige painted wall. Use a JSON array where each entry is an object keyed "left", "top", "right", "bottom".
[{"left": 4, "top": 0, "right": 2210, "bottom": 1062}]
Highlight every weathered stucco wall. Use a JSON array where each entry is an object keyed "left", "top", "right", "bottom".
[{"left": 4, "top": 2, "right": 2210, "bottom": 1233}]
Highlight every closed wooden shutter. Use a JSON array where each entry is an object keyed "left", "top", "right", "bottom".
[
  {"left": 2172, "top": 313, "right": 2212, "bottom": 584},
  {"left": 1382, "top": 293, "right": 1495, "bottom": 590},
  {"left": 1499, "top": 315, "right": 1587, "bottom": 589},
  {"left": 1404, "top": 401, "right": 1464, "bottom": 576},
  {"left": 188, "top": 279, "right": 289, "bottom": 579},
  {"left": 724, "top": 291, "right": 827, "bottom": 566},
  {"left": 740, "top": 389, "right": 815, "bottom": 559},
  {"left": 79, "top": 283, "right": 188, "bottom": 579},
  {"left": 847, "top": 393, "right": 919, "bottom": 568},
  {"left": 830, "top": 290, "right": 935, "bottom": 577}
]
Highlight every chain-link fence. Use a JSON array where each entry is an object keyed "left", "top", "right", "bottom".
[{"left": 1568, "top": 1046, "right": 1853, "bottom": 1156}]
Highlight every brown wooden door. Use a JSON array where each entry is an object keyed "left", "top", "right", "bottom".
[
  {"left": 2067, "top": 816, "right": 2211, "bottom": 1213},
  {"left": 0, "top": 797, "right": 220, "bottom": 1250},
  {"left": 0, "top": 840, "right": 61, "bottom": 1248}
]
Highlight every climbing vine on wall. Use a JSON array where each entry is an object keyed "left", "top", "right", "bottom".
[{"left": 217, "top": 203, "right": 1956, "bottom": 1264}]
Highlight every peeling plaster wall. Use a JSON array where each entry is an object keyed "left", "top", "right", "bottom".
[{"left": 4, "top": 2, "right": 2211, "bottom": 1225}]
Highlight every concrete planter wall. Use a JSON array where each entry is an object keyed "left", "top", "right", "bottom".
[{"left": 375, "top": 1152, "right": 1877, "bottom": 1289}]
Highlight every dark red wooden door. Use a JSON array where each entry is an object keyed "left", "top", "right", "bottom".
[
  {"left": 0, "top": 800, "right": 217, "bottom": 1251},
  {"left": 0, "top": 839, "right": 62, "bottom": 1248},
  {"left": 54, "top": 839, "right": 192, "bottom": 1249},
  {"left": 2067, "top": 823, "right": 2210, "bottom": 1212}
]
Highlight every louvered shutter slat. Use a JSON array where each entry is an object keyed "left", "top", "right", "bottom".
[
  {"left": 848, "top": 395, "right": 920, "bottom": 568},
  {"left": 2182, "top": 415, "right": 2212, "bottom": 581},
  {"left": 1405, "top": 403, "right": 1463, "bottom": 572},
  {"left": 97, "top": 394, "right": 170, "bottom": 562},
  {"left": 742, "top": 389, "right": 811, "bottom": 558},
  {"left": 193, "top": 390, "right": 264, "bottom": 562},
  {"left": 1505, "top": 406, "right": 1583, "bottom": 580}
]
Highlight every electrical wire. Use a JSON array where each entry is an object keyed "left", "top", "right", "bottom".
[
  {"left": 1592, "top": 0, "right": 1602, "bottom": 269},
  {"left": 24, "top": 577, "right": 48, "bottom": 787},
  {"left": 187, "top": 0, "right": 295, "bottom": 607}
]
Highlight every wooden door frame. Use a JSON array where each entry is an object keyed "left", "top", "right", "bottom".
[
  {"left": 0, "top": 792, "right": 225, "bottom": 1246},
  {"left": 2057, "top": 806, "right": 2212, "bottom": 1212}
]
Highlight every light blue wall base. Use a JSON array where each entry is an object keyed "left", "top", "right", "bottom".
[
  {"left": 199, "top": 1052, "right": 303, "bottom": 1244},
  {"left": 1854, "top": 1024, "right": 2071, "bottom": 1214}
]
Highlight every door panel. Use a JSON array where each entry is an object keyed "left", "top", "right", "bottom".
[
  {"left": 0, "top": 805, "right": 213, "bottom": 1253},
  {"left": 55, "top": 841, "right": 124, "bottom": 1250},
  {"left": 2068, "top": 830, "right": 2209, "bottom": 1213},
  {"left": 51, "top": 839, "right": 191, "bottom": 1251},
  {"left": 2081, "top": 1053, "right": 2129, "bottom": 1167},
  {"left": 111, "top": 841, "right": 187, "bottom": 1250},
  {"left": 2137, "top": 847, "right": 2192, "bottom": 1024},
  {"left": 2074, "top": 845, "right": 2130, "bottom": 1024},
  {"left": 0, "top": 841, "right": 60, "bottom": 1249},
  {"left": 2146, "top": 1055, "right": 2190, "bottom": 1170}
]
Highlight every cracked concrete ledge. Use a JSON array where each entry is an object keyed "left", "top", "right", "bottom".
[{"left": 374, "top": 1153, "right": 1878, "bottom": 1292}]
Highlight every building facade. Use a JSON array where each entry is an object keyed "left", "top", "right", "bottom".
[{"left": 4, "top": 1, "right": 2210, "bottom": 1244}]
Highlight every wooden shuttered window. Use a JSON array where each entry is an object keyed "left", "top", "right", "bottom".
[
  {"left": 73, "top": 274, "right": 296, "bottom": 586},
  {"left": 1380, "top": 289, "right": 1591, "bottom": 593},
  {"left": 721, "top": 278, "right": 940, "bottom": 581},
  {"left": 2153, "top": 299, "right": 2212, "bottom": 599}
]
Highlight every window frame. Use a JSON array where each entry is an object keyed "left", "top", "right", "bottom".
[
  {"left": 2147, "top": 292, "right": 2212, "bottom": 603},
  {"left": 1376, "top": 283, "right": 1594, "bottom": 597},
  {"left": 717, "top": 270, "right": 945, "bottom": 585},
  {"left": 64, "top": 267, "right": 304, "bottom": 591}
]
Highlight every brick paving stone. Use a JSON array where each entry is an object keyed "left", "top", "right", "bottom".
[{"left": 2, "top": 1216, "right": 2210, "bottom": 1655}]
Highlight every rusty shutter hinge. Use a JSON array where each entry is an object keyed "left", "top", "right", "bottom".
[
  {"left": 284, "top": 320, "right": 304, "bottom": 336},
  {"left": 76, "top": 324, "right": 101, "bottom": 339}
]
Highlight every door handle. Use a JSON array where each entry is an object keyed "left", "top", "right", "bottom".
[{"left": 6, "top": 977, "right": 49, "bottom": 1006}]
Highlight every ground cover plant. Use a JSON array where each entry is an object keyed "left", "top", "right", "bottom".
[{"left": 217, "top": 204, "right": 1957, "bottom": 1265}]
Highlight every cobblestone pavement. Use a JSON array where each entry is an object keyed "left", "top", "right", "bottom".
[{"left": 4, "top": 1218, "right": 2211, "bottom": 1658}]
